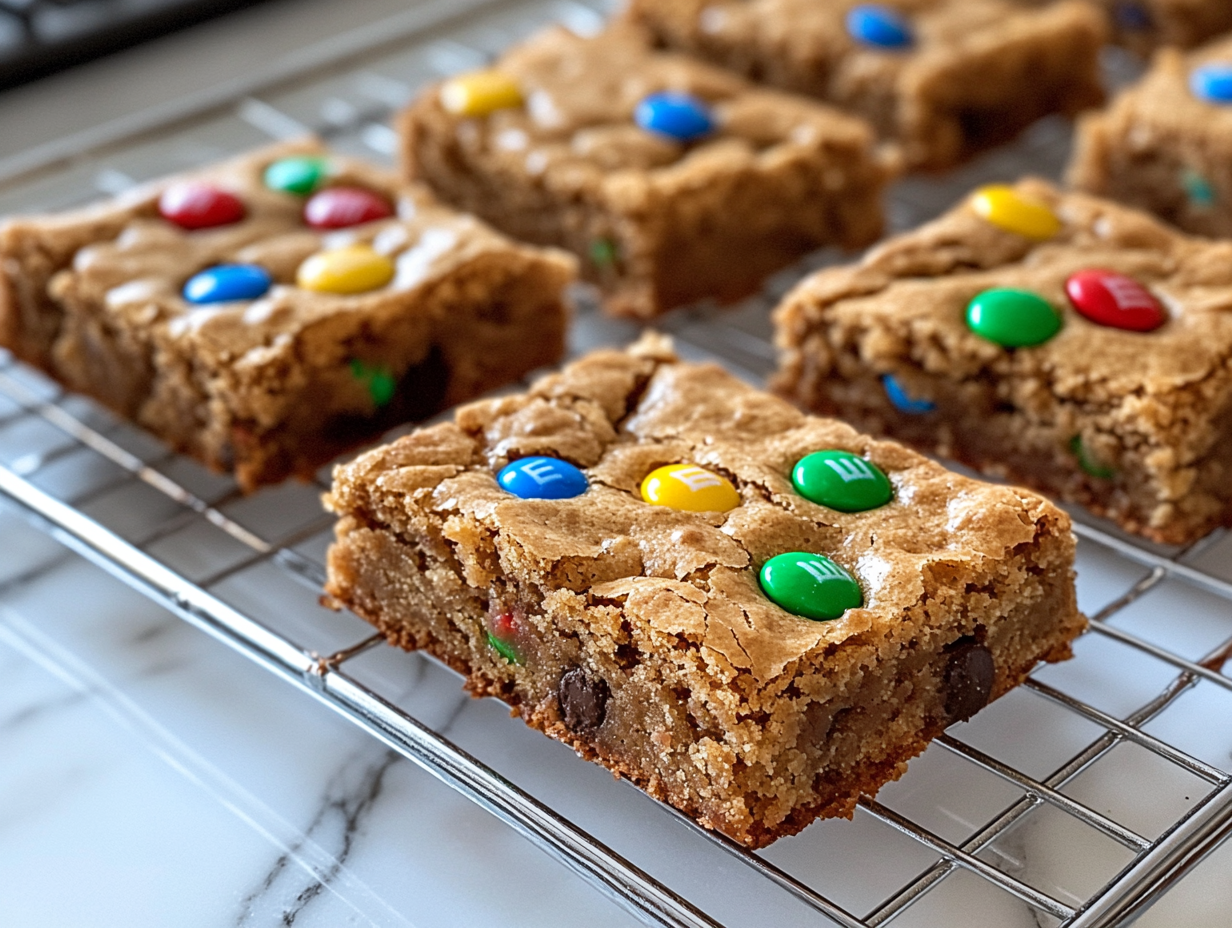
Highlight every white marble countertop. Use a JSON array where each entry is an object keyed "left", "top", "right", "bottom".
[{"left": 2, "top": 2, "right": 1232, "bottom": 925}]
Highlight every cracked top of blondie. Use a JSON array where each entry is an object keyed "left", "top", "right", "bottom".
[
  {"left": 775, "top": 178, "right": 1232, "bottom": 401},
  {"left": 1, "top": 138, "right": 573, "bottom": 367},
  {"left": 327, "top": 335, "right": 1073, "bottom": 687},
  {"left": 407, "top": 24, "right": 883, "bottom": 190}
]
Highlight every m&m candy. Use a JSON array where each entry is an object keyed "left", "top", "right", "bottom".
[
  {"left": 303, "top": 187, "right": 393, "bottom": 229},
  {"left": 1181, "top": 168, "right": 1216, "bottom": 208},
  {"left": 641, "top": 464, "right": 740, "bottom": 512},
  {"left": 1190, "top": 63, "right": 1232, "bottom": 104},
  {"left": 498, "top": 456, "right": 588, "bottom": 500},
  {"left": 590, "top": 238, "right": 619, "bottom": 267},
  {"left": 182, "top": 264, "right": 272, "bottom": 304},
  {"left": 159, "top": 183, "right": 245, "bottom": 230},
  {"left": 792, "top": 450, "right": 893, "bottom": 512},
  {"left": 846, "top": 5, "right": 913, "bottom": 49},
  {"left": 264, "top": 156, "right": 327, "bottom": 195},
  {"left": 966, "top": 288, "right": 1062, "bottom": 347},
  {"left": 759, "top": 552, "right": 863, "bottom": 621},
  {"left": 1112, "top": 1, "right": 1151, "bottom": 30},
  {"left": 970, "top": 185, "right": 1061, "bottom": 241},
  {"left": 882, "top": 373, "right": 935, "bottom": 414},
  {"left": 1070, "top": 435, "right": 1115, "bottom": 479},
  {"left": 297, "top": 244, "right": 394, "bottom": 294},
  {"left": 634, "top": 92, "right": 715, "bottom": 143},
  {"left": 350, "top": 359, "right": 397, "bottom": 407},
  {"left": 1065, "top": 269, "right": 1166, "bottom": 332},
  {"left": 486, "top": 612, "right": 523, "bottom": 664},
  {"left": 440, "top": 71, "right": 524, "bottom": 117}
]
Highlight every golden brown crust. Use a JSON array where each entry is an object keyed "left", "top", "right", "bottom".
[
  {"left": 400, "top": 25, "right": 891, "bottom": 317},
  {"left": 773, "top": 178, "right": 1232, "bottom": 543},
  {"left": 626, "top": 0, "right": 1107, "bottom": 169},
  {"left": 325, "top": 337, "right": 1084, "bottom": 847},
  {"left": 1070, "top": 36, "right": 1232, "bottom": 239},
  {"left": 0, "top": 139, "right": 575, "bottom": 489}
]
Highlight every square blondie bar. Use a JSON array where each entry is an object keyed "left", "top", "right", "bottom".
[
  {"left": 399, "top": 25, "right": 890, "bottom": 319},
  {"left": 626, "top": 0, "right": 1107, "bottom": 170},
  {"left": 773, "top": 178, "right": 1232, "bottom": 544},
  {"left": 324, "top": 336, "right": 1082, "bottom": 848},
  {"left": 1070, "top": 34, "right": 1232, "bottom": 239},
  {"left": 0, "top": 140, "right": 574, "bottom": 490}
]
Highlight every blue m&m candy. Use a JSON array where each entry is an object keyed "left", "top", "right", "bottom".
[
  {"left": 1190, "top": 63, "right": 1232, "bottom": 104},
  {"left": 182, "top": 264, "right": 272, "bottom": 304},
  {"left": 498, "top": 456, "right": 588, "bottom": 500},
  {"left": 882, "top": 373, "right": 935, "bottom": 414},
  {"left": 1112, "top": 1, "right": 1151, "bottom": 30},
  {"left": 846, "top": 5, "right": 913, "bottom": 50},
  {"left": 634, "top": 92, "right": 714, "bottom": 143}
]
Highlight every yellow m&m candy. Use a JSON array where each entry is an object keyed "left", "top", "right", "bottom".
[
  {"left": 970, "top": 185, "right": 1061, "bottom": 241},
  {"left": 297, "top": 244, "right": 394, "bottom": 294},
  {"left": 440, "top": 71, "right": 524, "bottom": 117},
  {"left": 640, "top": 464, "right": 740, "bottom": 513}
]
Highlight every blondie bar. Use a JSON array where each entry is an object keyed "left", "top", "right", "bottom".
[
  {"left": 399, "top": 25, "right": 889, "bottom": 319},
  {"left": 0, "top": 140, "right": 574, "bottom": 490},
  {"left": 773, "top": 178, "right": 1232, "bottom": 544},
  {"left": 324, "top": 335, "right": 1083, "bottom": 848},
  {"left": 1026, "top": 0, "right": 1232, "bottom": 53},
  {"left": 626, "top": 0, "right": 1107, "bottom": 170},
  {"left": 1070, "top": 34, "right": 1232, "bottom": 239}
]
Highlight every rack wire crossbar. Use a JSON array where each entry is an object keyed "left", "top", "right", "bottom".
[{"left": 1, "top": 1, "right": 1232, "bottom": 924}]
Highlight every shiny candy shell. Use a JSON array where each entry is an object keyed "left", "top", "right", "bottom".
[
  {"left": 158, "top": 183, "right": 245, "bottom": 230},
  {"left": 1190, "top": 63, "right": 1232, "bottom": 104},
  {"left": 881, "top": 373, "right": 935, "bottom": 414},
  {"left": 303, "top": 187, "right": 393, "bottom": 229},
  {"left": 970, "top": 185, "right": 1061, "bottom": 241},
  {"left": 498, "top": 456, "right": 588, "bottom": 500},
  {"left": 1113, "top": 1, "right": 1151, "bottom": 30},
  {"left": 296, "top": 244, "right": 394, "bottom": 294},
  {"left": 792, "top": 450, "right": 893, "bottom": 512},
  {"left": 634, "top": 92, "right": 715, "bottom": 143},
  {"left": 640, "top": 464, "right": 740, "bottom": 512},
  {"left": 440, "top": 71, "right": 524, "bottom": 117},
  {"left": 486, "top": 613, "right": 522, "bottom": 664},
  {"left": 1065, "top": 269, "right": 1166, "bottom": 332},
  {"left": 759, "top": 552, "right": 863, "bottom": 622},
  {"left": 846, "top": 4, "right": 913, "bottom": 49},
  {"left": 182, "top": 264, "right": 272, "bottom": 304},
  {"left": 264, "top": 156, "right": 327, "bottom": 195},
  {"left": 966, "top": 288, "right": 1062, "bottom": 348}
]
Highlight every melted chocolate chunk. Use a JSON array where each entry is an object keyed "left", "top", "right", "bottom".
[
  {"left": 944, "top": 642, "right": 995, "bottom": 723},
  {"left": 559, "top": 667, "right": 609, "bottom": 734}
]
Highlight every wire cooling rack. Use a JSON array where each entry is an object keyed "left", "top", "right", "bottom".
[{"left": 1, "top": 1, "right": 1231, "bottom": 925}]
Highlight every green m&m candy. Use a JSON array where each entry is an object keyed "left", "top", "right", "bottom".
[
  {"left": 966, "top": 288, "right": 1062, "bottom": 348},
  {"left": 759, "top": 552, "right": 863, "bottom": 621},
  {"left": 1069, "top": 435, "right": 1115, "bottom": 479},
  {"left": 264, "top": 156, "right": 328, "bottom": 195},
  {"left": 792, "top": 450, "right": 893, "bottom": 512}
]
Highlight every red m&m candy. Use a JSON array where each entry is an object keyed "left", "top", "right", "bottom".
[
  {"left": 158, "top": 183, "right": 245, "bottom": 230},
  {"left": 1065, "top": 270, "right": 1166, "bottom": 332},
  {"left": 303, "top": 187, "right": 393, "bottom": 229}
]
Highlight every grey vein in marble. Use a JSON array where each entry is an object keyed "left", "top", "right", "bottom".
[{"left": 236, "top": 746, "right": 405, "bottom": 928}]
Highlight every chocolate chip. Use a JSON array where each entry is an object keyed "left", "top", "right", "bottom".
[
  {"left": 559, "top": 667, "right": 609, "bottom": 734},
  {"left": 944, "top": 642, "right": 995, "bottom": 723}
]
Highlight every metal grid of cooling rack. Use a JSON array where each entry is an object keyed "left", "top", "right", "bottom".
[{"left": 1, "top": 1, "right": 1232, "bottom": 925}]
